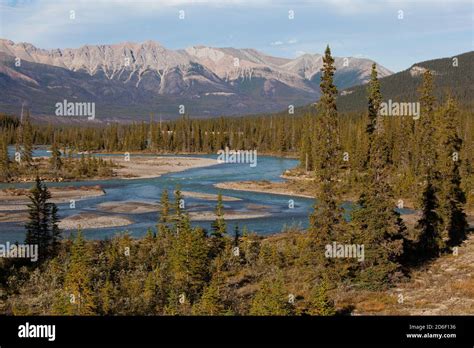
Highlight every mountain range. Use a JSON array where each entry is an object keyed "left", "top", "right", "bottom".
[{"left": 0, "top": 39, "right": 392, "bottom": 121}]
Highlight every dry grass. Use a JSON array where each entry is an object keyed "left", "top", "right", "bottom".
[
  {"left": 450, "top": 277, "right": 474, "bottom": 297},
  {"left": 350, "top": 234, "right": 474, "bottom": 315}
]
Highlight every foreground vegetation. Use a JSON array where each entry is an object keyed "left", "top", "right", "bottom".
[{"left": 0, "top": 187, "right": 336, "bottom": 315}]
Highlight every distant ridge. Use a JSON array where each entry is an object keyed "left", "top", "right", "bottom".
[{"left": 0, "top": 39, "right": 392, "bottom": 121}]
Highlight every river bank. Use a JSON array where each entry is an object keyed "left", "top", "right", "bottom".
[
  {"left": 214, "top": 180, "right": 316, "bottom": 199},
  {"left": 0, "top": 156, "right": 220, "bottom": 227},
  {"left": 3, "top": 155, "right": 219, "bottom": 183},
  {"left": 112, "top": 156, "right": 218, "bottom": 180}
]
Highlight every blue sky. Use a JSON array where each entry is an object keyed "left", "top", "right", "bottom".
[{"left": 0, "top": 0, "right": 472, "bottom": 72}]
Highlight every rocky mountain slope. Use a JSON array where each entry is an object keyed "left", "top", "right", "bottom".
[{"left": 0, "top": 39, "right": 392, "bottom": 121}]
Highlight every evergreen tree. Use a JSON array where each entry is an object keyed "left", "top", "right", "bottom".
[
  {"left": 351, "top": 64, "right": 408, "bottom": 288},
  {"left": 366, "top": 63, "right": 381, "bottom": 138},
  {"left": 414, "top": 179, "right": 441, "bottom": 260},
  {"left": 155, "top": 189, "right": 174, "bottom": 286},
  {"left": 233, "top": 224, "right": 240, "bottom": 247},
  {"left": 157, "top": 189, "right": 173, "bottom": 250},
  {"left": 99, "top": 279, "right": 115, "bottom": 315},
  {"left": 25, "top": 178, "right": 44, "bottom": 249},
  {"left": 49, "top": 203, "right": 62, "bottom": 256},
  {"left": 170, "top": 220, "right": 210, "bottom": 302},
  {"left": 309, "top": 45, "right": 344, "bottom": 265},
  {"left": 174, "top": 186, "right": 185, "bottom": 229},
  {"left": 300, "top": 125, "right": 314, "bottom": 172},
  {"left": 306, "top": 278, "right": 336, "bottom": 316},
  {"left": 210, "top": 192, "right": 227, "bottom": 257},
  {"left": 78, "top": 153, "right": 87, "bottom": 177},
  {"left": 49, "top": 135, "right": 63, "bottom": 173},
  {"left": 0, "top": 132, "right": 10, "bottom": 181},
  {"left": 211, "top": 192, "right": 226, "bottom": 237},
  {"left": 416, "top": 70, "right": 438, "bottom": 176},
  {"left": 159, "top": 189, "right": 170, "bottom": 223},
  {"left": 309, "top": 182, "right": 344, "bottom": 260},
  {"left": 192, "top": 277, "right": 225, "bottom": 315},
  {"left": 313, "top": 45, "right": 340, "bottom": 176},
  {"left": 413, "top": 71, "right": 444, "bottom": 257},
  {"left": 436, "top": 97, "right": 468, "bottom": 247},
  {"left": 25, "top": 177, "right": 53, "bottom": 263},
  {"left": 63, "top": 230, "right": 96, "bottom": 315},
  {"left": 143, "top": 270, "right": 158, "bottom": 312},
  {"left": 364, "top": 63, "right": 383, "bottom": 168},
  {"left": 164, "top": 289, "right": 191, "bottom": 315},
  {"left": 21, "top": 109, "right": 34, "bottom": 168},
  {"left": 249, "top": 275, "right": 293, "bottom": 315}
]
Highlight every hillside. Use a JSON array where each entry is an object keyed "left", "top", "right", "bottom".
[
  {"left": 343, "top": 232, "right": 474, "bottom": 315},
  {"left": 337, "top": 51, "right": 474, "bottom": 113}
]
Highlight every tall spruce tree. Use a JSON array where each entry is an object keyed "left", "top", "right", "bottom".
[
  {"left": 364, "top": 63, "right": 383, "bottom": 168},
  {"left": 21, "top": 109, "right": 34, "bottom": 168},
  {"left": 25, "top": 177, "right": 57, "bottom": 262},
  {"left": 313, "top": 45, "right": 340, "bottom": 176},
  {"left": 416, "top": 70, "right": 438, "bottom": 176},
  {"left": 351, "top": 64, "right": 408, "bottom": 288},
  {"left": 413, "top": 70, "right": 444, "bottom": 258},
  {"left": 366, "top": 63, "right": 381, "bottom": 138},
  {"left": 436, "top": 97, "right": 468, "bottom": 247},
  {"left": 309, "top": 45, "right": 344, "bottom": 263}
]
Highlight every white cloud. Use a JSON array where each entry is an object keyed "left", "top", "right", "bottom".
[
  {"left": 1, "top": 0, "right": 280, "bottom": 46},
  {"left": 300, "top": 0, "right": 469, "bottom": 15}
]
